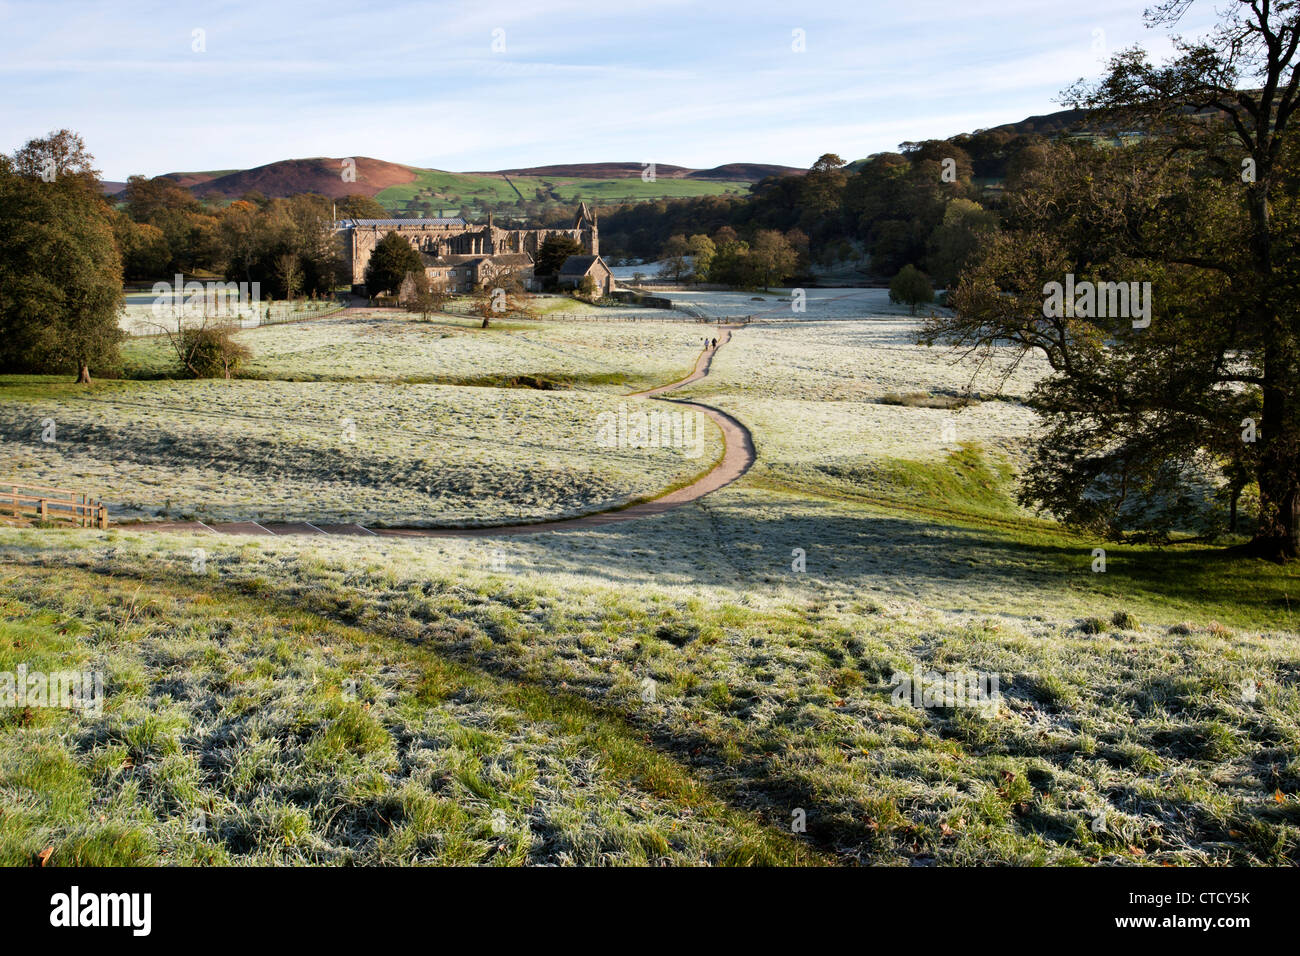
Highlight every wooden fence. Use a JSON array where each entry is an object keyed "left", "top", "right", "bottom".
[{"left": 4, "top": 484, "right": 108, "bottom": 529}]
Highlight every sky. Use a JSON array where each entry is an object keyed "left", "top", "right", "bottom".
[{"left": 0, "top": 0, "right": 1223, "bottom": 180}]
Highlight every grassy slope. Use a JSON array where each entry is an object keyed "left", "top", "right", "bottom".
[
  {"left": 117, "top": 311, "right": 700, "bottom": 391},
  {"left": 0, "top": 560, "right": 817, "bottom": 865},
  {"left": 4, "top": 311, "right": 1299, "bottom": 866},
  {"left": 2, "top": 530, "right": 1297, "bottom": 865},
  {"left": 675, "top": 320, "right": 1300, "bottom": 632},
  {"left": 374, "top": 168, "right": 749, "bottom": 214},
  {"left": 3, "top": 315, "right": 717, "bottom": 526}
]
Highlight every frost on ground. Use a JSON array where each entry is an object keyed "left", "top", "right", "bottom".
[
  {"left": 118, "top": 298, "right": 343, "bottom": 336},
  {"left": 3, "top": 528, "right": 1295, "bottom": 865},
  {"left": 0, "top": 558, "right": 804, "bottom": 865},
  {"left": 4, "top": 290, "right": 1297, "bottom": 865},
  {"left": 0, "top": 381, "right": 721, "bottom": 525},
  {"left": 690, "top": 314, "right": 1049, "bottom": 400},
  {"left": 663, "top": 286, "right": 930, "bottom": 321},
  {"left": 673, "top": 315, "right": 1047, "bottom": 513},
  {"left": 121, "top": 311, "right": 706, "bottom": 390}
]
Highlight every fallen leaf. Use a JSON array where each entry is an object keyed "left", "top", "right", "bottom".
[{"left": 34, "top": 847, "right": 53, "bottom": 867}]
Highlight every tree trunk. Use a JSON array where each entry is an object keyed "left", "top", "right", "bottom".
[
  {"left": 1243, "top": 180, "right": 1299, "bottom": 559},
  {"left": 1248, "top": 378, "right": 1300, "bottom": 560},
  {"left": 77, "top": 363, "right": 91, "bottom": 384}
]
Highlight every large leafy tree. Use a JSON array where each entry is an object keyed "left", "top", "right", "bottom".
[
  {"left": 213, "top": 193, "right": 342, "bottom": 296},
  {"left": 1074, "top": 0, "right": 1300, "bottom": 558},
  {"left": 11, "top": 128, "right": 100, "bottom": 192},
  {"left": 534, "top": 234, "right": 585, "bottom": 277},
  {"left": 926, "top": 198, "right": 999, "bottom": 289},
  {"left": 0, "top": 138, "right": 124, "bottom": 383},
  {"left": 749, "top": 229, "right": 799, "bottom": 290},
  {"left": 924, "top": 0, "right": 1300, "bottom": 557},
  {"left": 363, "top": 231, "right": 423, "bottom": 296}
]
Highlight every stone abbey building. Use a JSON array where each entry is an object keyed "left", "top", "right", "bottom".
[{"left": 337, "top": 204, "right": 599, "bottom": 294}]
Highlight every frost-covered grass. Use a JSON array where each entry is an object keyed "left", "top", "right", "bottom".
[
  {"left": 121, "top": 310, "right": 705, "bottom": 391},
  {"left": 672, "top": 317, "right": 1047, "bottom": 522},
  {"left": 2, "top": 529, "right": 1296, "bottom": 865},
  {"left": 5, "top": 294, "right": 1298, "bottom": 867},
  {"left": 664, "top": 287, "right": 927, "bottom": 321},
  {"left": 0, "top": 557, "right": 813, "bottom": 865},
  {"left": 0, "top": 379, "right": 721, "bottom": 525},
  {"left": 118, "top": 298, "right": 344, "bottom": 337},
  {"left": 686, "top": 316, "right": 1049, "bottom": 401}
]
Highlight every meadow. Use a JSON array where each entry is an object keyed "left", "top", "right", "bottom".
[
  {"left": 120, "top": 309, "right": 703, "bottom": 388},
  {"left": 374, "top": 168, "right": 749, "bottom": 216},
  {"left": 0, "top": 378, "right": 720, "bottom": 525},
  {"left": 44, "top": 309, "right": 721, "bottom": 525},
  {"left": 1, "top": 294, "right": 1297, "bottom": 866},
  {"left": 118, "top": 296, "right": 345, "bottom": 337}
]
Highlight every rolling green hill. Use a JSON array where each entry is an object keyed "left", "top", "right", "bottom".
[
  {"left": 376, "top": 167, "right": 752, "bottom": 216},
  {"left": 137, "top": 157, "right": 777, "bottom": 215}
]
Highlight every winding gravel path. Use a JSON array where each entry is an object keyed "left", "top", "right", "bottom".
[{"left": 135, "top": 325, "right": 755, "bottom": 538}]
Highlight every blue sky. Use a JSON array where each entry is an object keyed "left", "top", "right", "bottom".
[{"left": 1, "top": 0, "right": 1220, "bottom": 179}]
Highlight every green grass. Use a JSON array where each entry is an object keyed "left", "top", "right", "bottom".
[
  {"left": 4, "top": 535, "right": 1296, "bottom": 865},
  {"left": 374, "top": 167, "right": 750, "bottom": 215},
  {"left": 0, "top": 562, "right": 821, "bottom": 866},
  {"left": 755, "top": 443, "right": 1300, "bottom": 633},
  {"left": 7, "top": 310, "right": 1300, "bottom": 867},
  {"left": 546, "top": 177, "right": 749, "bottom": 203},
  {"left": 375, "top": 168, "right": 529, "bottom": 211},
  {"left": 772, "top": 443, "right": 1026, "bottom": 525}
]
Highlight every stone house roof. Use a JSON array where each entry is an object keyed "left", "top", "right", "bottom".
[
  {"left": 420, "top": 253, "right": 535, "bottom": 270},
  {"left": 421, "top": 254, "right": 487, "bottom": 268},
  {"left": 487, "top": 254, "right": 535, "bottom": 268},
  {"left": 558, "top": 254, "right": 604, "bottom": 276}
]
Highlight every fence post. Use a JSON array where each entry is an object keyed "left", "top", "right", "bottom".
[
  {"left": 39, "top": 498, "right": 47, "bottom": 521},
  {"left": 99, "top": 504, "right": 108, "bottom": 530}
]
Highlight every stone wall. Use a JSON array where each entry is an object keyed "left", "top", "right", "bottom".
[{"left": 341, "top": 217, "right": 597, "bottom": 287}]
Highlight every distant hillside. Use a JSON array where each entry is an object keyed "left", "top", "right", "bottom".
[
  {"left": 110, "top": 156, "right": 792, "bottom": 214},
  {"left": 164, "top": 169, "right": 241, "bottom": 189},
  {"left": 485, "top": 162, "right": 694, "bottom": 179},
  {"left": 690, "top": 162, "right": 805, "bottom": 180},
  {"left": 175, "top": 157, "right": 416, "bottom": 200},
  {"left": 844, "top": 107, "right": 1162, "bottom": 175},
  {"left": 484, "top": 161, "right": 805, "bottom": 180},
  {"left": 977, "top": 107, "right": 1094, "bottom": 137}
]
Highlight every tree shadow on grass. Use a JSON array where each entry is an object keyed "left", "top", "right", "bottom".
[{"left": 484, "top": 488, "right": 1298, "bottom": 630}]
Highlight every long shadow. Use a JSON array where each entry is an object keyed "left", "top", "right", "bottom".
[{"left": 465, "top": 489, "right": 1297, "bottom": 628}]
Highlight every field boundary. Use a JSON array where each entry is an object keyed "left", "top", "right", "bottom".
[{"left": 2, "top": 483, "right": 108, "bottom": 529}]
